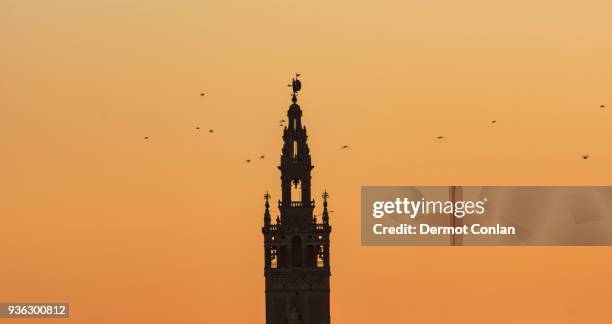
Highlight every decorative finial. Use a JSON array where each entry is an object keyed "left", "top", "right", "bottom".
[
  {"left": 322, "top": 190, "right": 330, "bottom": 225},
  {"left": 264, "top": 191, "right": 271, "bottom": 207},
  {"left": 264, "top": 191, "right": 271, "bottom": 225}
]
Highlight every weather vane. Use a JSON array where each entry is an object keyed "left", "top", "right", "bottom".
[{"left": 288, "top": 73, "right": 301, "bottom": 103}]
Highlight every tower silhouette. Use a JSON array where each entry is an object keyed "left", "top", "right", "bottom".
[{"left": 262, "top": 75, "right": 332, "bottom": 324}]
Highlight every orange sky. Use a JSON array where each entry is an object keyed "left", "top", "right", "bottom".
[{"left": 1, "top": 0, "right": 611, "bottom": 323}]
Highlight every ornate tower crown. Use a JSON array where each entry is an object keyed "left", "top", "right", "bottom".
[{"left": 279, "top": 74, "right": 314, "bottom": 218}]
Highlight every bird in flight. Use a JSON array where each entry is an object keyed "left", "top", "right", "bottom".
[
  {"left": 246, "top": 159, "right": 251, "bottom": 163},
  {"left": 437, "top": 136, "right": 444, "bottom": 139},
  {"left": 582, "top": 154, "right": 589, "bottom": 160},
  {"left": 209, "top": 129, "right": 214, "bottom": 133},
  {"left": 260, "top": 155, "right": 265, "bottom": 159},
  {"left": 341, "top": 145, "right": 350, "bottom": 149},
  {"left": 196, "top": 126, "right": 200, "bottom": 130},
  {"left": 200, "top": 93, "right": 205, "bottom": 96},
  {"left": 144, "top": 136, "right": 149, "bottom": 140},
  {"left": 601, "top": 105, "right": 606, "bottom": 108},
  {"left": 491, "top": 120, "right": 497, "bottom": 124}
]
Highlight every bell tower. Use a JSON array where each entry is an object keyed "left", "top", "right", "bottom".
[{"left": 262, "top": 75, "right": 332, "bottom": 324}]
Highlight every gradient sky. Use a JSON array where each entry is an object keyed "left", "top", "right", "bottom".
[{"left": 1, "top": 0, "right": 612, "bottom": 323}]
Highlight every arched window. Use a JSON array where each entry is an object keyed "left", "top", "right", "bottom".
[
  {"left": 270, "top": 246, "right": 278, "bottom": 269},
  {"left": 291, "top": 179, "right": 301, "bottom": 202},
  {"left": 317, "top": 245, "right": 325, "bottom": 268}
]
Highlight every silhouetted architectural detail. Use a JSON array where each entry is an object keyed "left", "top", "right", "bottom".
[{"left": 262, "top": 75, "right": 332, "bottom": 324}]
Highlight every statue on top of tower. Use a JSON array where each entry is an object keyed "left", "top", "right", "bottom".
[{"left": 289, "top": 73, "right": 302, "bottom": 103}]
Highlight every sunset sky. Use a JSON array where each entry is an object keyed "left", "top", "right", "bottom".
[{"left": 1, "top": 0, "right": 612, "bottom": 323}]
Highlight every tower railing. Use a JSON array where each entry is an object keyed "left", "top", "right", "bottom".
[{"left": 278, "top": 200, "right": 315, "bottom": 208}]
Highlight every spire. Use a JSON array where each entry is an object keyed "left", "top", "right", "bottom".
[
  {"left": 322, "top": 190, "right": 330, "bottom": 225},
  {"left": 279, "top": 74, "right": 314, "bottom": 211},
  {"left": 264, "top": 191, "right": 271, "bottom": 226}
]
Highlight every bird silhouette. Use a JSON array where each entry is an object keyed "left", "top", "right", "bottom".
[
  {"left": 437, "top": 136, "right": 444, "bottom": 139},
  {"left": 491, "top": 120, "right": 497, "bottom": 123},
  {"left": 582, "top": 154, "right": 589, "bottom": 160},
  {"left": 144, "top": 136, "right": 149, "bottom": 140},
  {"left": 341, "top": 145, "right": 350, "bottom": 149},
  {"left": 209, "top": 129, "right": 214, "bottom": 133},
  {"left": 601, "top": 105, "right": 606, "bottom": 108},
  {"left": 260, "top": 155, "right": 265, "bottom": 159},
  {"left": 246, "top": 159, "right": 251, "bottom": 163},
  {"left": 196, "top": 126, "right": 200, "bottom": 130},
  {"left": 200, "top": 93, "right": 205, "bottom": 96}
]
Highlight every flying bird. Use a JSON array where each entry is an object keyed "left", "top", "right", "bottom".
[
  {"left": 491, "top": 120, "right": 497, "bottom": 123},
  {"left": 209, "top": 129, "right": 214, "bottom": 133},
  {"left": 260, "top": 155, "right": 265, "bottom": 159},
  {"left": 601, "top": 105, "right": 606, "bottom": 108},
  {"left": 144, "top": 136, "right": 149, "bottom": 140},
  {"left": 341, "top": 145, "right": 350, "bottom": 149},
  {"left": 582, "top": 154, "right": 589, "bottom": 160},
  {"left": 196, "top": 126, "right": 200, "bottom": 130},
  {"left": 437, "top": 136, "right": 444, "bottom": 139},
  {"left": 200, "top": 93, "right": 205, "bottom": 96},
  {"left": 246, "top": 159, "right": 251, "bottom": 163}
]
